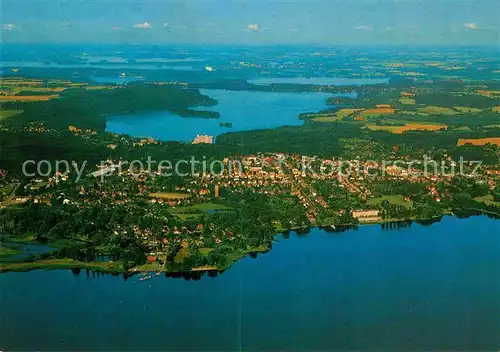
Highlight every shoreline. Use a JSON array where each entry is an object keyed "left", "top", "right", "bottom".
[{"left": 0, "top": 212, "right": 492, "bottom": 275}]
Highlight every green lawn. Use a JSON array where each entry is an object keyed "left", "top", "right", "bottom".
[
  {"left": 171, "top": 202, "right": 234, "bottom": 220},
  {"left": 367, "top": 195, "right": 413, "bottom": 208},
  {"left": 0, "top": 183, "right": 17, "bottom": 196},
  {"left": 175, "top": 213, "right": 203, "bottom": 220},
  {"left": 198, "top": 247, "right": 214, "bottom": 255},
  {"left": 474, "top": 195, "right": 500, "bottom": 207},
  {"left": 174, "top": 203, "right": 233, "bottom": 213},
  {"left": 0, "top": 110, "right": 23, "bottom": 120}
]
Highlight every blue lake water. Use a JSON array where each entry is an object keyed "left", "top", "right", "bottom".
[
  {"left": 106, "top": 89, "right": 344, "bottom": 142},
  {"left": 1, "top": 216, "right": 499, "bottom": 351},
  {"left": 248, "top": 77, "right": 390, "bottom": 86}
]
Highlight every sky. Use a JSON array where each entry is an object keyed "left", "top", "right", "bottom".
[{"left": 1, "top": 0, "right": 499, "bottom": 45}]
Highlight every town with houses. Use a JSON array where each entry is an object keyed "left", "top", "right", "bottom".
[{"left": 2, "top": 139, "right": 499, "bottom": 271}]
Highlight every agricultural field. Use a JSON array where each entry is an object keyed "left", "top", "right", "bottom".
[
  {"left": 360, "top": 108, "right": 395, "bottom": 117},
  {"left": 453, "top": 106, "right": 482, "bottom": 113},
  {"left": 336, "top": 108, "right": 364, "bottom": 117},
  {"left": 457, "top": 137, "right": 500, "bottom": 146},
  {"left": 0, "top": 78, "right": 44, "bottom": 87},
  {"left": 476, "top": 90, "right": 500, "bottom": 98},
  {"left": 403, "top": 123, "right": 448, "bottom": 132},
  {"left": 365, "top": 125, "right": 404, "bottom": 133},
  {"left": 0, "top": 95, "right": 59, "bottom": 102},
  {"left": 171, "top": 202, "right": 233, "bottom": 220},
  {"left": 0, "top": 77, "right": 89, "bottom": 102},
  {"left": 398, "top": 98, "right": 416, "bottom": 105},
  {"left": 366, "top": 123, "right": 447, "bottom": 134},
  {"left": 417, "top": 106, "right": 457, "bottom": 115},
  {"left": 312, "top": 116, "right": 342, "bottom": 123},
  {"left": 6, "top": 87, "right": 66, "bottom": 94},
  {"left": 308, "top": 109, "right": 363, "bottom": 123},
  {"left": 0, "top": 77, "right": 85, "bottom": 88}
]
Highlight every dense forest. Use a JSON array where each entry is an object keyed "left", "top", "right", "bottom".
[{"left": 2, "top": 84, "right": 219, "bottom": 132}]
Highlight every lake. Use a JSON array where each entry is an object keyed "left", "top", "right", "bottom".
[
  {"left": 106, "top": 89, "right": 344, "bottom": 142},
  {"left": 1, "top": 216, "right": 499, "bottom": 351}
]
